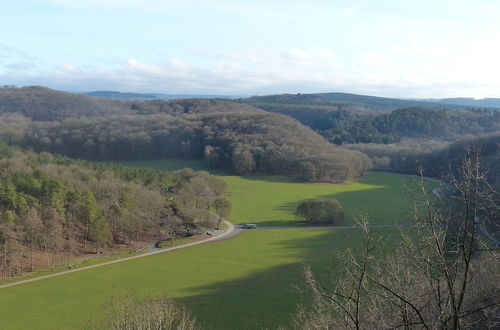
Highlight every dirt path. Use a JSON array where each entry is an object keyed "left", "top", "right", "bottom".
[{"left": 0, "top": 221, "right": 236, "bottom": 290}]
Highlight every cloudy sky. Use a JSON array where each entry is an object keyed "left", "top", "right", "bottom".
[{"left": 1, "top": 0, "right": 499, "bottom": 97}]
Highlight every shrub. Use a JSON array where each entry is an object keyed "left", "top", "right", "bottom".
[{"left": 94, "top": 294, "right": 199, "bottom": 330}]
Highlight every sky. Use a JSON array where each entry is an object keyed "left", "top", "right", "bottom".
[{"left": 1, "top": 0, "right": 500, "bottom": 98}]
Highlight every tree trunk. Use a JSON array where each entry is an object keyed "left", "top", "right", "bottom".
[
  {"left": 30, "top": 240, "right": 34, "bottom": 272},
  {"left": 3, "top": 242, "right": 7, "bottom": 280},
  {"left": 84, "top": 222, "right": 89, "bottom": 248}
]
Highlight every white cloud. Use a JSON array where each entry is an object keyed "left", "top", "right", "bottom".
[{"left": 2, "top": 41, "right": 500, "bottom": 98}]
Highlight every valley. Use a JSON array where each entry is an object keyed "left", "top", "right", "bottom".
[{"left": 0, "top": 159, "right": 420, "bottom": 329}]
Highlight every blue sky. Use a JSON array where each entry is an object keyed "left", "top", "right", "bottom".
[{"left": 1, "top": 0, "right": 499, "bottom": 97}]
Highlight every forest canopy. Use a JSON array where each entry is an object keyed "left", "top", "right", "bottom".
[{"left": 0, "top": 86, "right": 371, "bottom": 182}]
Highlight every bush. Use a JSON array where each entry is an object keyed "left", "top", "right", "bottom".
[
  {"left": 94, "top": 294, "right": 199, "bottom": 330},
  {"left": 295, "top": 198, "right": 344, "bottom": 224}
]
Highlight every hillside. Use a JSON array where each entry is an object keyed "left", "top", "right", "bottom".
[
  {"left": 0, "top": 86, "right": 369, "bottom": 182},
  {"left": 0, "top": 86, "right": 261, "bottom": 121},
  {"left": 241, "top": 101, "right": 500, "bottom": 144},
  {"left": 435, "top": 97, "right": 500, "bottom": 108},
  {"left": 84, "top": 91, "right": 159, "bottom": 100},
  {"left": 83, "top": 91, "right": 242, "bottom": 100},
  {"left": 244, "top": 92, "right": 490, "bottom": 112},
  {"left": 0, "top": 86, "right": 126, "bottom": 120},
  {"left": 416, "top": 132, "right": 500, "bottom": 187}
]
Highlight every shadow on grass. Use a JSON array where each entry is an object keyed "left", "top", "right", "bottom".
[
  {"left": 176, "top": 228, "right": 401, "bottom": 330},
  {"left": 269, "top": 176, "right": 424, "bottom": 227}
]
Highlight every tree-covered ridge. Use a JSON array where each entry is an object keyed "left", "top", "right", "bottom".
[
  {"left": 417, "top": 132, "right": 500, "bottom": 188},
  {"left": 0, "top": 86, "right": 261, "bottom": 121},
  {"left": 0, "top": 143, "right": 229, "bottom": 279},
  {"left": 244, "top": 92, "right": 487, "bottom": 111},
  {"left": 348, "top": 133, "right": 500, "bottom": 191},
  {"left": 0, "top": 86, "right": 371, "bottom": 182},
  {"left": 244, "top": 99, "right": 500, "bottom": 144}
]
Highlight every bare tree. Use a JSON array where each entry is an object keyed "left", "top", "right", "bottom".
[
  {"left": 295, "top": 151, "right": 500, "bottom": 329},
  {"left": 92, "top": 294, "right": 199, "bottom": 330}
]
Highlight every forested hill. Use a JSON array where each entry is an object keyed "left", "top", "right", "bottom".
[
  {"left": 0, "top": 86, "right": 370, "bottom": 182},
  {"left": 83, "top": 91, "right": 240, "bottom": 100},
  {"left": 242, "top": 95, "right": 500, "bottom": 144},
  {"left": 412, "top": 132, "right": 500, "bottom": 189},
  {"left": 243, "top": 92, "right": 495, "bottom": 112},
  {"left": 0, "top": 86, "right": 261, "bottom": 121},
  {"left": 84, "top": 91, "right": 159, "bottom": 100}
]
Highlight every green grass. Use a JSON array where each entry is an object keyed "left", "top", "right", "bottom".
[
  {"left": 0, "top": 248, "right": 147, "bottom": 286},
  {"left": 121, "top": 158, "right": 428, "bottom": 226},
  {"left": 0, "top": 228, "right": 401, "bottom": 330},
  {"left": 119, "top": 158, "right": 208, "bottom": 172},
  {"left": 0, "top": 158, "right": 428, "bottom": 329}
]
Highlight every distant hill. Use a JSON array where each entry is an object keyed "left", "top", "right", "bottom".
[
  {"left": 85, "top": 91, "right": 159, "bottom": 99},
  {"left": 435, "top": 97, "right": 500, "bottom": 108},
  {"left": 83, "top": 90, "right": 500, "bottom": 110},
  {"left": 245, "top": 92, "right": 496, "bottom": 112},
  {"left": 83, "top": 90, "right": 244, "bottom": 100},
  {"left": 0, "top": 86, "right": 260, "bottom": 121}
]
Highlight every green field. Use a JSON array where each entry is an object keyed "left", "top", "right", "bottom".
[
  {"left": 121, "top": 158, "right": 424, "bottom": 226},
  {"left": 0, "top": 228, "right": 402, "bottom": 330},
  {"left": 0, "top": 158, "right": 427, "bottom": 329}
]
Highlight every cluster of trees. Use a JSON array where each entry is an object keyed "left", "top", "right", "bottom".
[
  {"left": 0, "top": 86, "right": 371, "bottom": 182},
  {"left": 295, "top": 199, "right": 345, "bottom": 224},
  {"left": 0, "top": 143, "right": 229, "bottom": 279}
]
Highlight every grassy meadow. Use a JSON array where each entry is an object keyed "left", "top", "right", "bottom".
[
  {"left": 0, "top": 158, "right": 429, "bottom": 329},
  {"left": 121, "top": 158, "right": 425, "bottom": 226},
  {"left": 0, "top": 228, "right": 403, "bottom": 330}
]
